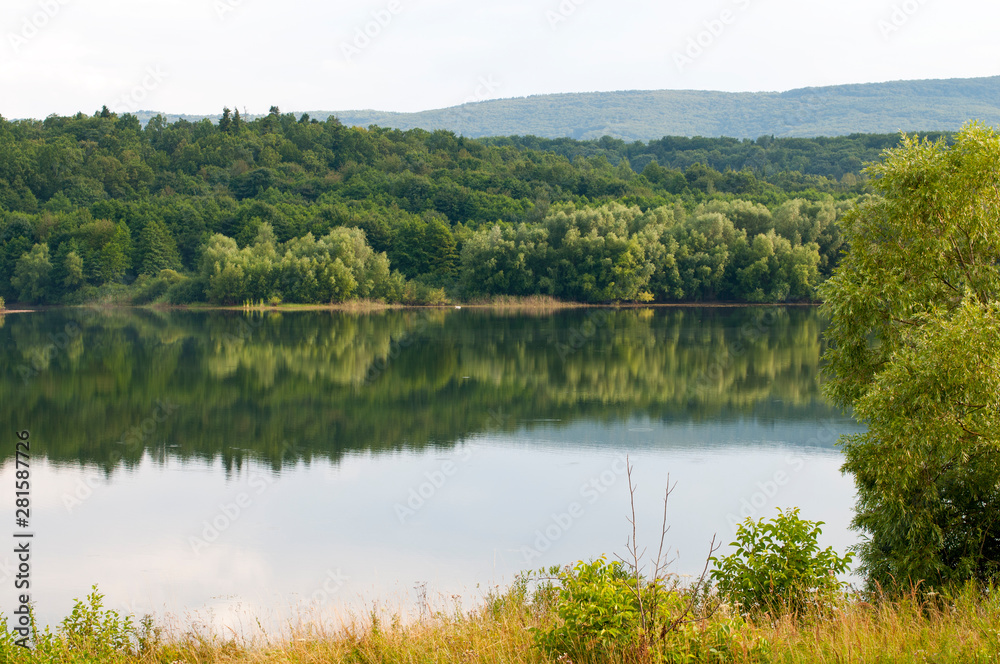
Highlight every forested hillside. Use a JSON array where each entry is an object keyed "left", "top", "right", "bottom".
[
  {"left": 486, "top": 132, "right": 951, "bottom": 182},
  {"left": 133, "top": 77, "right": 999, "bottom": 142},
  {"left": 324, "top": 77, "right": 1000, "bottom": 140},
  {"left": 0, "top": 107, "right": 898, "bottom": 306}
]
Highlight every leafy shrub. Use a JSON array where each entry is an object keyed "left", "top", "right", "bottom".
[
  {"left": 402, "top": 279, "right": 449, "bottom": 305},
  {"left": 532, "top": 557, "right": 740, "bottom": 663},
  {"left": 710, "top": 507, "right": 853, "bottom": 615},
  {"left": 57, "top": 587, "right": 140, "bottom": 659},
  {"left": 533, "top": 557, "right": 644, "bottom": 659},
  {"left": 0, "top": 586, "right": 158, "bottom": 663},
  {"left": 131, "top": 269, "right": 187, "bottom": 304},
  {"left": 0, "top": 295, "right": 5, "bottom": 310},
  {"left": 164, "top": 276, "right": 206, "bottom": 304}
]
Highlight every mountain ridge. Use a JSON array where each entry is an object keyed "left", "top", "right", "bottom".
[{"left": 128, "top": 75, "right": 1000, "bottom": 141}]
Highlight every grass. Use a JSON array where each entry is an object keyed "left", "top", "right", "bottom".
[{"left": 4, "top": 583, "right": 999, "bottom": 663}]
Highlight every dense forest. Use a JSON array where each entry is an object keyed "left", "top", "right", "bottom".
[
  {"left": 484, "top": 132, "right": 952, "bottom": 181},
  {"left": 0, "top": 107, "right": 910, "bottom": 306}
]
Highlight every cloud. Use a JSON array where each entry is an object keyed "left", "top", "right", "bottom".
[{"left": 1, "top": 0, "right": 998, "bottom": 119}]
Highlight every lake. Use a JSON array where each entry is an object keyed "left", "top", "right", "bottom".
[{"left": 0, "top": 305, "right": 863, "bottom": 635}]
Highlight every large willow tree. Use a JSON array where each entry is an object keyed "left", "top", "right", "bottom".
[{"left": 821, "top": 123, "right": 1000, "bottom": 589}]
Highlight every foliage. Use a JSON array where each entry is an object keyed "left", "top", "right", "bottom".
[
  {"left": 531, "top": 557, "right": 737, "bottom": 663},
  {"left": 532, "top": 558, "right": 645, "bottom": 658},
  {"left": 821, "top": 123, "right": 1000, "bottom": 590},
  {"left": 6, "top": 581, "right": 1000, "bottom": 663},
  {"left": 130, "top": 268, "right": 187, "bottom": 304},
  {"left": 0, "top": 108, "right": 871, "bottom": 305},
  {"left": 11, "top": 243, "right": 52, "bottom": 303},
  {"left": 458, "top": 202, "right": 826, "bottom": 303},
  {"left": 0, "top": 586, "right": 158, "bottom": 663},
  {"left": 0, "top": 307, "right": 844, "bottom": 472},
  {"left": 326, "top": 77, "right": 991, "bottom": 141},
  {"left": 710, "top": 508, "right": 853, "bottom": 615},
  {"left": 197, "top": 223, "right": 404, "bottom": 305}
]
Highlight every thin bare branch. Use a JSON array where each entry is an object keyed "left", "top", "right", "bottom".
[
  {"left": 661, "top": 534, "right": 722, "bottom": 639},
  {"left": 624, "top": 457, "right": 648, "bottom": 635}
]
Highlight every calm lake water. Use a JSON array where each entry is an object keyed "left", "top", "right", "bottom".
[{"left": 0, "top": 306, "right": 863, "bottom": 634}]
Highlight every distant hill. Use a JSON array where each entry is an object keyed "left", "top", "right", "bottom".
[{"left": 131, "top": 76, "right": 1000, "bottom": 141}]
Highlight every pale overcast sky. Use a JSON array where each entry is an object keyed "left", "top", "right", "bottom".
[{"left": 1, "top": 0, "right": 997, "bottom": 119}]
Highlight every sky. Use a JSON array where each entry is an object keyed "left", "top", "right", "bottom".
[{"left": 1, "top": 0, "right": 998, "bottom": 119}]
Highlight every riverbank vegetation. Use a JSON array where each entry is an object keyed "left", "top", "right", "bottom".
[
  {"left": 821, "top": 123, "right": 1000, "bottom": 590},
  {"left": 2, "top": 511, "right": 998, "bottom": 663},
  {"left": 0, "top": 107, "right": 905, "bottom": 307},
  {"left": 5, "top": 582, "right": 999, "bottom": 663}
]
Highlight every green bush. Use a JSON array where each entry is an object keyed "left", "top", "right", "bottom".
[
  {"left": 0, "top": 586, "right": 158, "bottom": 663},
  {"left": 402, "top": 279, "right": 449, "bottom": 305},
  {"left": 711, "top": 508, "right": 853, "bottom": 616},
  {"left": 532, "top": 557, "right": 739, "bottom": 663},
  {"left": 130, "top": 269, "right": 187, "bottom": 304},
  {"left": 164, "top": 276, "right": 206, "bottom": 304},
  {"left": 532, "top": 557, "right": 645, "bottom": 659}
]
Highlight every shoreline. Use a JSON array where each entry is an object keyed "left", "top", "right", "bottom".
[
  {"left": 1, "top": 299, "right": 823, "bottom": 314},
  {"left": 6, "top": 580, "right": 994, "bottom": 663}
]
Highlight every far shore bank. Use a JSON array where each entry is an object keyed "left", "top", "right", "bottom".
[{"left": 1, "top": 298, "right": 823, "bottom": 314}]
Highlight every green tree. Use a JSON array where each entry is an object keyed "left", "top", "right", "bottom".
[
  {"left": 98, "top": 221, "right": 132, "bottom": 284},
  {"left": 135, "top": 219, "right": 181, "bottom": 276},
  {"left": 12, "top": 243, "right": 53, "bottom": 303},
  {"left": 0, "top": 235, "right": 32, "bottom": 300},
  {"left": 51, "top": 239, "right": 85, "bottom": 298},
  {"left": 821, "top": 123, "right": 1000, "bottom": 589},
  {"left": 423, "top": 217, "right": 458, "bottom": 280},
  {"left": 219, "top": 107, "right": 232, "bottom": 134}
]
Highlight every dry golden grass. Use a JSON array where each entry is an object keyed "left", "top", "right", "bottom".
[
  {"left": 52, "top": 585, "right": 992, "bottom": 664},
  {"left": 455, "top": 295, "right": 579, "bottom": 310}
]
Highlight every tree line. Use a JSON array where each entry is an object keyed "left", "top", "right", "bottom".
[{"left": 0, "top": 107, "right": 868, "bottom": 305}]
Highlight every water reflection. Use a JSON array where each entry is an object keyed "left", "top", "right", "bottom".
[
  {"left": 0, "top": 307, "right": 863, "bottom": 633},
  {"left": 0, "top": 306, "right": 844, "bottom": 470}
]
